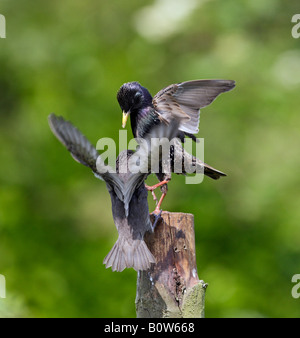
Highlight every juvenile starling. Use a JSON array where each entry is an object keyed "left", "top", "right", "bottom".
[
  {"left": 48, "top": 114, "right": 155, "bottom": 271},
  {"left": 117, "top": 80, "right": 235, "bottom": 211},
  {"left": 48, "top": 114, "right": 181, "bottom": 271}
]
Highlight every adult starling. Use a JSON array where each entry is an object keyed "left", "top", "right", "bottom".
[
  {"left": 117, "top": 79, "right": 235, "bottom": 141},
  {"left": 48, "top": 114, "right": 180, "bottom": 271},
  {"left": 117, "top": 80, "right": 235, "bottom": 211}
]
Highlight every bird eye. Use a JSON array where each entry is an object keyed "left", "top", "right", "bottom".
[
  {"left": 134, "top": 92, "right": 141, "bottom": 99},
  {"left": 134, "top": 92, "right": 142, "bottom": 105}
]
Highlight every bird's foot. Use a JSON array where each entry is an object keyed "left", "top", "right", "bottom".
[
  {"left": 151, "top": 209, "right": 162, "bottom": 230},
  {"left": 150, "top": 191, "right": 167, "bottom": 229},
  {"left": 150, "top": 192, "right": 167, "bottom": 216}
]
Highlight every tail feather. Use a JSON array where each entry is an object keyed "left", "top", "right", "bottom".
[
  {"left": 203, "top": 163, "right": 227, "bottom": 180},
  {"left": 104, "top": 239, "right": 127, "bottom": 272},
  {"left": 103, "top": 238, "right": 155, "bottom": 272},
  {"left": 134, "top": 241, "right": 156, "bottom": 270},
  {"left": 173, "top": 138, "right": 226, "bottom": 180}
]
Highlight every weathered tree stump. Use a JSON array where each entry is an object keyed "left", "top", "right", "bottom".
[{"left": 135, "top": 211, "right": 207, "bottom": 318}]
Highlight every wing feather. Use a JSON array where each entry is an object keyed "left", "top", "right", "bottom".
[
  {"left": 153, "top": 79, "right": 235, "bottom": 135},
  {"left": 48, "top": 114, "right": 124, "bottom": 200}
]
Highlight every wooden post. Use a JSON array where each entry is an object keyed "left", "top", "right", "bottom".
[{"left": 135, "top": 211, "right": 207, "bottom": 318}]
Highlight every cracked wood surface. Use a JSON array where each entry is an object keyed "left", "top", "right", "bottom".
[{"left": 135, "top": 211, "right": 206, "bottom": 318}]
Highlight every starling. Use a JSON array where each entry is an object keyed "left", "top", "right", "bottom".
[
  {"left": 117, "top": 79, "right": 235, "bottom": 141},
  {"left": 48, "top": 114, "right": 156, "bottom": 271},
  {"left": 117, "top": 80, "right": 235, "bottom": 212},
  {"left": 48, "top": 114, "right": 180, "bottom": 271}
]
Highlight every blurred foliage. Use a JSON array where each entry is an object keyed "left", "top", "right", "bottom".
[{"left": 0, "top": 0, "right": 300, "bottom": 318}]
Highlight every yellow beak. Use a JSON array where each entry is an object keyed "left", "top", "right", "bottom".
[{"left": 122, "top": 111, "right": 129, "bottom": 128}]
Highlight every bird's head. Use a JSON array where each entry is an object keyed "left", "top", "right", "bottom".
[{"left": 117, "top": 82, "right": 152, "bottom": 128}]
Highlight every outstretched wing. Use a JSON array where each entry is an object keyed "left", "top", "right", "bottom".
[
  {"left": 153, "top": 79, "right": 235, "bottom": 135},
  {"left": 48, "top": 114, "right": 124, "bottom": 200},
  {"left": 48, "top": 114, "right": 99, "bottom": 171}
]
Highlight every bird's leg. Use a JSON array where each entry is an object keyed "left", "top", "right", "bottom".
[
  {"left": 145, "top": 180, "right": 169, "bottom": 191},
  {"left": 145, "top": 180, "right": 169, "bottom": 203},
  {"left": 145, "top": 186, "right": 158, "bottom": 203},
  {"left": 152, "top": 192, "right": 167, "bottom": 215}
]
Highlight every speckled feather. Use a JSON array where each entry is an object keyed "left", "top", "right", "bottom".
[{"left": 117, "top": 80, "right": 234, "bottom": 180}]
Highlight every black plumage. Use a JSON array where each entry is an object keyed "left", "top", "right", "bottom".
[
  {"left": 117, "top": 80, "right": 235, "bottom": 213},
  {"left": 117, "top": 79, "right": 235, "bottom": 182}
]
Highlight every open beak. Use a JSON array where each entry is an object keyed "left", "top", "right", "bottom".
[{"left": 122, "top": 111, "right": 129, "bottom": 128}]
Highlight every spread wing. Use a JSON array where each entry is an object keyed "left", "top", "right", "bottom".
[
  {"left": 48, "top": 114, "right": 124, "bottom": 200},
  {"left": 153, "top": 79, "right": 235, "bottom": 135}
]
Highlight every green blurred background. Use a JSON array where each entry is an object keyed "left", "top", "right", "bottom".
[{"left": 1, "top": 0, "right": 300, "bottom": 318}]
